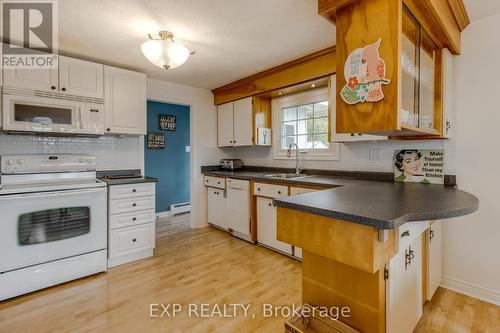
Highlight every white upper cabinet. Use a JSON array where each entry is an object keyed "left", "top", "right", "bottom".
[
  {"left": 233, "top": 97, "right": 253, "bottom": 146},
  {"left": 3, "top": 67, "right": 58, "bottom": 92},
  {"left": 329, "top": 74, "right": 387, "bottom": 142},
  {"left": 3, "top": 56, "right": 103, "bottom": 99},
  {"left": 217, "top": 102, "right": 234, "bottom": 147},
  {"left": 104, "top": 66, "right": 147, "bottom": 135},
  {"left": 58, "top": 56, "right": 104, "bottom": 98}
]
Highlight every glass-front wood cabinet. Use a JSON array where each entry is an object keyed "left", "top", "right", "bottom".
[{"left": 401, "top": 7, "right": 440, "bottom": 135}]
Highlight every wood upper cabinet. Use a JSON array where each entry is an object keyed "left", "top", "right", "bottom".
[
  {"left": 104, "top": 66, "right": 147, "bottom": 135},
  {"left": 331, "top": 0, "right": 459, "bottom": 138},
  {"left": 217, "top": 96, "right": 271, "bottom": 147},
  {"left": 58, "top": 56, "right": 104, "bottom": 98}
]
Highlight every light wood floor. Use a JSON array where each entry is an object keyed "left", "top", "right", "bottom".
[{"left": 0, "top": 214, "right": 498, "bottom": 333}]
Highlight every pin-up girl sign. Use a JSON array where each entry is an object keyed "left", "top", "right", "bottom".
[{"left": 340, "top": 38, "right": 390, "bottom": 105}]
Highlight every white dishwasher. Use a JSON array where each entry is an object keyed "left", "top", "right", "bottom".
[{"left": 226, "top": 178, "right": 251, "bottom": 242}]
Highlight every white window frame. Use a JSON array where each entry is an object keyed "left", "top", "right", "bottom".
[{"left": 272, "top": 88, "right": 340, "bottom": 161}]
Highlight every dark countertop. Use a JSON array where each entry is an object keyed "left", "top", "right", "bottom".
[
  {"left": 98, "top": 176, "right": 158, "bottom": 186},
  {"left": 97, "top": 169, "right": 158, "bottom": 186},
  {"left": 203, "top": 169, "right": 479, "bottom": 230}
]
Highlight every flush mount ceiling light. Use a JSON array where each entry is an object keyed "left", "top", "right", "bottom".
[{"left": 141, "top": 31, "right": 195, "bottom": 70}]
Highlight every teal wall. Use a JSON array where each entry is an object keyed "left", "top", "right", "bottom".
[{"left": 145, "top": 101, "right": 190, "bottom": 213}]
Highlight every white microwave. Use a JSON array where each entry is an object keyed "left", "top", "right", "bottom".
[{"left": 1, "top": 93, "right": 104, "bottom": 135}]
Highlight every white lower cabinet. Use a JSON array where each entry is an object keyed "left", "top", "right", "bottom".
[
  {"left": 427, "top": 220, "right": 442, "bottom": 301},
  {"left": 386, "top": 234, "right": 423, "bottom": 333},
  {"left": 226, "top": 179, "right": 251, "bottom": 240},
  {"left": 207, "top": 187, "right": 227, "bottom": 230},
  {"left": 256, "top": 197, "right": 292, "bottom": 255},
  {"left": 108, "top": 183, "right": 156, "bottom": 268}
]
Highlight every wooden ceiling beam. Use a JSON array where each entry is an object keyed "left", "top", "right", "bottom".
[{"left": 211, "top": 46, "right": 336, "bottom": 105}]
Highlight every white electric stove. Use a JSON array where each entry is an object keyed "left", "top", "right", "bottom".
[{"left": 0, "top": 154, "right": 108, "bottom": 301}]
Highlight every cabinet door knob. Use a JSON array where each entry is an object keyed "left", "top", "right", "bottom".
[
  {"left": 132, "top": 203, "right": 137, "bottom": 207},
  {"left": 350, "top": 133, "right": 355, "bottom": 136},
  {"left": 257, "top": 188, "right": 261, "bottom": 191},
  {"left": 106, "top": 128, "right": 111, "bottom": 132},
  {"left": 50, "top": 86, "right": 56, "bottom": 90},
  {"left": 277, "top": 191, "right": 281, "bottom": 194},
  {"left": 132, "top": 238, "right": 137, "bottom": 242},
  {"left": 61, "top": 87, "right": 67, "bottom": 92},
  {"left": 268, "top": 203, "right": 272, "bottom": 207},
  {"left": 132, "top": 217, "right": 137, "bottom": 221},
  {"left": 132, "top": 189, "right": 137, "bottom": 192},
  {"left": 401, "top": 230, "right": 410, "bottom": 238}
]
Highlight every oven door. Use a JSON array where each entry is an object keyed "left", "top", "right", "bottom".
[
  {"left": 0, "top": 187, "right": 107, "bottom": 273},
  {"left": 2, "top": 93, "right": 83, "bottom": 134}
]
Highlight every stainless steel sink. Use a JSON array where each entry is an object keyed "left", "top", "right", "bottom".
[{"left": 263, "top": 173, "right": 311, "bottom": 179}]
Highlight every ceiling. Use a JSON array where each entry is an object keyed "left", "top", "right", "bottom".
[
  {"left": 58, "top": 0, "right": 336, "bottom": 89},
  {"left": 463, "top": 0, "right": 500, "bottom": 21}
]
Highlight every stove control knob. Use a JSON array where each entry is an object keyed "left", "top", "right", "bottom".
[{"left": 17, "top": 159, "right": 25, "bottom": 165}]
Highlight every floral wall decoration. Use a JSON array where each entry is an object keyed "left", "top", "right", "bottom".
[{"left": 341, "top": 38, "right": 390, "bottom": 105}]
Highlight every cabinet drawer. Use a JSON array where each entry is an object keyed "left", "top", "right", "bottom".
[
  {"left": 109, "top": 209, "right": 155, "bottom": 230},
  {"left": 109, "top": 223, "right": 155, "bottom": 259},
  {"left": 397, "top": 220, "right": 429, "bottom": 251},
  {"left": 290, "top": 187, "right": 318, "bottom": 196},
  {"left": 254, "top": 182, "right": 288, "bottom": 198},
  {"left": 227, "top": 178, "right": 249, "bottom": 190},
  {"left": 109, "top": 183, "right": 155, "bottom": 199},
  {"left": 204, "top": 175, "right": 226, "bottom": 189},
  {"left": 110, "top": 196, "right": 155, "bottom": 214}
]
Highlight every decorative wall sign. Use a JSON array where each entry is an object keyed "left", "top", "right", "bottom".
[
  {"left": 160, "top": 114, "right": 176, "bottom": 131},
  {"left": 147, "top": 132, "right": 165, "bottom": 150},
  {"left": 341, "top": 38, "right": 391, "bottom": 105},
  {"left": 393, "top": 149, "right": 444, "bottom": 184}
]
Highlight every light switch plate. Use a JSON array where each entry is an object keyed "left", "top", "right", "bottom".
[{"left": 369, "top": 148, "right": 382, "bottom": 161}]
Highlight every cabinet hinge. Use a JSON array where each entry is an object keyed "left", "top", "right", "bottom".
[{"left": 384, "top": 267, "right": 389, "bottom": 281}]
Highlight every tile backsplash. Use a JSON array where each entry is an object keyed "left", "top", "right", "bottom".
[{"left": 0, "top": 133, "right": 144, "bottom": 171}]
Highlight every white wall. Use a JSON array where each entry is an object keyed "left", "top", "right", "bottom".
[
  {"left": 146, "top": 78, "right": 228, "bottom": 228},
  {"left": 439, "top": 14, "right": 500, "bottom": 305},
  {"left": 0, "top": 133, "right": 144, "bottom": 171},
  {"left": 224, "top": 139, "right": 455, "bottom": 174}
]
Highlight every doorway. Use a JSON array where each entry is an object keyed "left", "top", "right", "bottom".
[{"left": 145, "top": 100, "right": 191, "bottom": 217}]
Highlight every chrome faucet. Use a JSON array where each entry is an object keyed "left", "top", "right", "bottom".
[{"left": 287, "top": 143, "right": 302, "bottom": 174}]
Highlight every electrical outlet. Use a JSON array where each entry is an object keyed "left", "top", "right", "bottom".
[{"left": 369, "top": 148, "right": 382, "bottom": 161}]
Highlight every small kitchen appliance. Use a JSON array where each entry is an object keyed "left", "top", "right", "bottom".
[{"left": 220, "top": 159, "right": 243, "bottom": 170}]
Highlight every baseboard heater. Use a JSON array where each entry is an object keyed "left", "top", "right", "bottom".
[{"left": 170, "top": 202, "right": 190, "bottom": 215}]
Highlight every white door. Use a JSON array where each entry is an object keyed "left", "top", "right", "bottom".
[
  {"left": 226, "top": 183, "right": 250, "bottom": 236},
  {"left": 207, "top": 187, "right": 227, "bottom": 230},
  {"left": 3, "top": 67, "right": 58, "bottom": 92},
  {"left": 217, "top": 102, "right": 234, "bottom": 147},
  {"left": 256, "top": 197, "right": 292, "bottom": 255},
  {"left": 233, "top": 97, "right": 253, "bottom": 146},
  {"left": 59, "top": 56, "right": 104, "bottom": 98},
  {"left": 104, "top": 66, "right": 146, "bottom": 135},
  {"left": 427, "top": 221, "right": 442, "bottom": 300},
  {"left": 387, "top": 235, "right": 423, "bottom": 333}
]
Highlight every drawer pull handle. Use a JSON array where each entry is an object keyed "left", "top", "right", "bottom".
[
  {"left": 401, "top": 230, "right": 410, "bottom": 238},
  {"left": 132, "top": 238, "right": 137, "bottom": 242},
  {"left": 132, "top": 189, "right": 137, "bottom": 193},
  {"left": 268, "top": 203, "right": 272, "bottom": 207},
  {"left": 132, "top": 217, "right": 137, "bottom": 221},
  {"left": 132, "top": 203, "right": 137, "bottom": 207}
]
